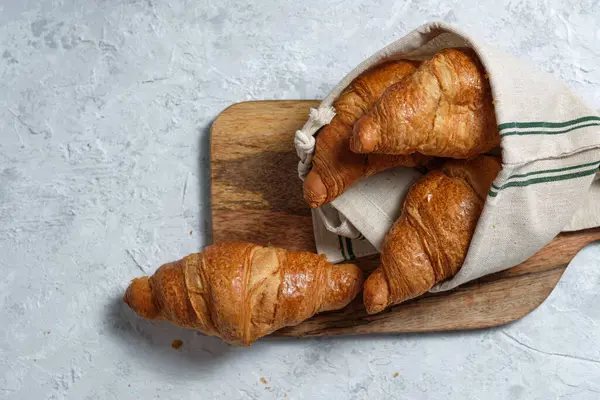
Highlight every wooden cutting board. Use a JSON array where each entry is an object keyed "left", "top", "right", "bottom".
[{"left": 211, "top": 100, "right": 600, "bottom": 337}]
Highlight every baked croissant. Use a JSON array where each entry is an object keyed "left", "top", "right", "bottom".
[
  {"left": 124, "top": 242, "right": 363, "bottom": 345},
  {"left": 363, "top": 155, "right": 501, "bottom": 314},
  {"left": 304, "top": 60, "right": 432, "bottom": 208},
  {"left": 350, "top": 48, "right": 499, "bottom": 158}
]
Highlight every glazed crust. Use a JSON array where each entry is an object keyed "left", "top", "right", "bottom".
[
  {"left": 363, "top": 156, "right": 501, "bottom": 314},
  {"left": 304, "top": 60, "right": 431, "bottom": 208},
  {"left": 124, "top": 242, "right": 363, "bottom": 346},
  {"left": 351, "top": 48, "right": 499, "bottom": 158}
]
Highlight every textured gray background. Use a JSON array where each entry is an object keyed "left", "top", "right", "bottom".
[{"left": 1, "top": 1, "right": 600, "bottom": 399}]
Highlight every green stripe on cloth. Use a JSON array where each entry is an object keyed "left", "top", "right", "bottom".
[
  {"left": 345, "top": 238, "right": 355, "bottom": 260},
  {"left": 488, "top": 166, "right": 599, "bottom": 197},
  {"left": 337, "top": 235, "right": 347, "bottom": 261},
  {"left": 491, "top": 160, "right": 600, "bottom": 189},
  {"left": 500, "top": 122, "right": 600, "bottom": 137},
  {"left": 498, "top": 116, "right": 600, "bottom": 131}
]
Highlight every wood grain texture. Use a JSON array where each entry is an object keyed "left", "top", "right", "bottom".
[
  {"left": 211, "top": 100, "right": 319, "bottom": 251},
  {"left": 211, "top": 100, "right": 600, "bottom": 337}
]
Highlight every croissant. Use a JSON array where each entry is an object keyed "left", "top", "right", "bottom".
[
  {"left": 304, "top": 60, "right": 432, "bottom": 208},
  {"left": 350, "top": 48, "right": 499, "bottom": 158},
  {"left": 363, "top": 155, "right": 501, "bottom": 314},
  {"left": 124, "top": 242, "right": 363, "bottom": 345}
]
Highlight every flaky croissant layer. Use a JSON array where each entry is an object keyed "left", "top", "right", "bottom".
[
  {"left": 124, "top": 242, "right": 363, "bottom": 346},
  {"left": 304, "top": 60, "right": 431, "bottom": 208},
  {"left": 351, "top": 48, "right": 499, "bottom": 158},
  {"left": 363, "top": 156, "right": 502, "bottom": 314}
]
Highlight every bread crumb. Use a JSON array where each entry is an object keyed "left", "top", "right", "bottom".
[
  {"left": 260, "top": 377, "right": 267, "bottom": 384},
  {"left": 393, "top": 372, "right": 399, "bottom": 378},
  {"left": 189, "top": 231, "right": 193, "bottom": 236},
  {"left": 265, "top": 386, "right": 271, "bottom": 390},
  {"left": 171, "top": 339, "right": 183, "bottom": 349},
  {"left": 284, "top": 394, "right": 287, "bottom": 398}
]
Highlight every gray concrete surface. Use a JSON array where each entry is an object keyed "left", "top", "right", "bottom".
[{"left": 1, "top": 1, "right": 600, "bottom": 399}]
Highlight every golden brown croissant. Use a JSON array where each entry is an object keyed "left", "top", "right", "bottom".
[
  {"left": 350, "top": 48, "right": 499, "bottom": 158},
  {"left": 124, "top": 242, "right": 363, "bottom": 345},
  {"left": 304, "top": 60, "right": 432, "bottom": 208},
  {"left": 363, "top": 155, "right": 501, "bottom": 314}
]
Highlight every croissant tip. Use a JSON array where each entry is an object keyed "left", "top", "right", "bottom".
[
  {"left": 303, "top": 171, "right": 328, "bottom": 208},
  {"left": 124, "top": 276, "right": 162, "bottom": 320},
  {"left": 351, "top": 118, "right": 378, "bottom": 154},
  {"left": 363, "top": 269, "right": 390, "bottom": 315},
  {"left": 365, "top": 301, "right": 387, "bottom": 315},
  {"left": 317, "top": 263, "right": 364, "bottom": 313},
  {"left": 364, "top": 294, "right": 388, "bottom": 315},
  {"left": 305, "top": 194, "right": 325, "bottom": 209}
]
